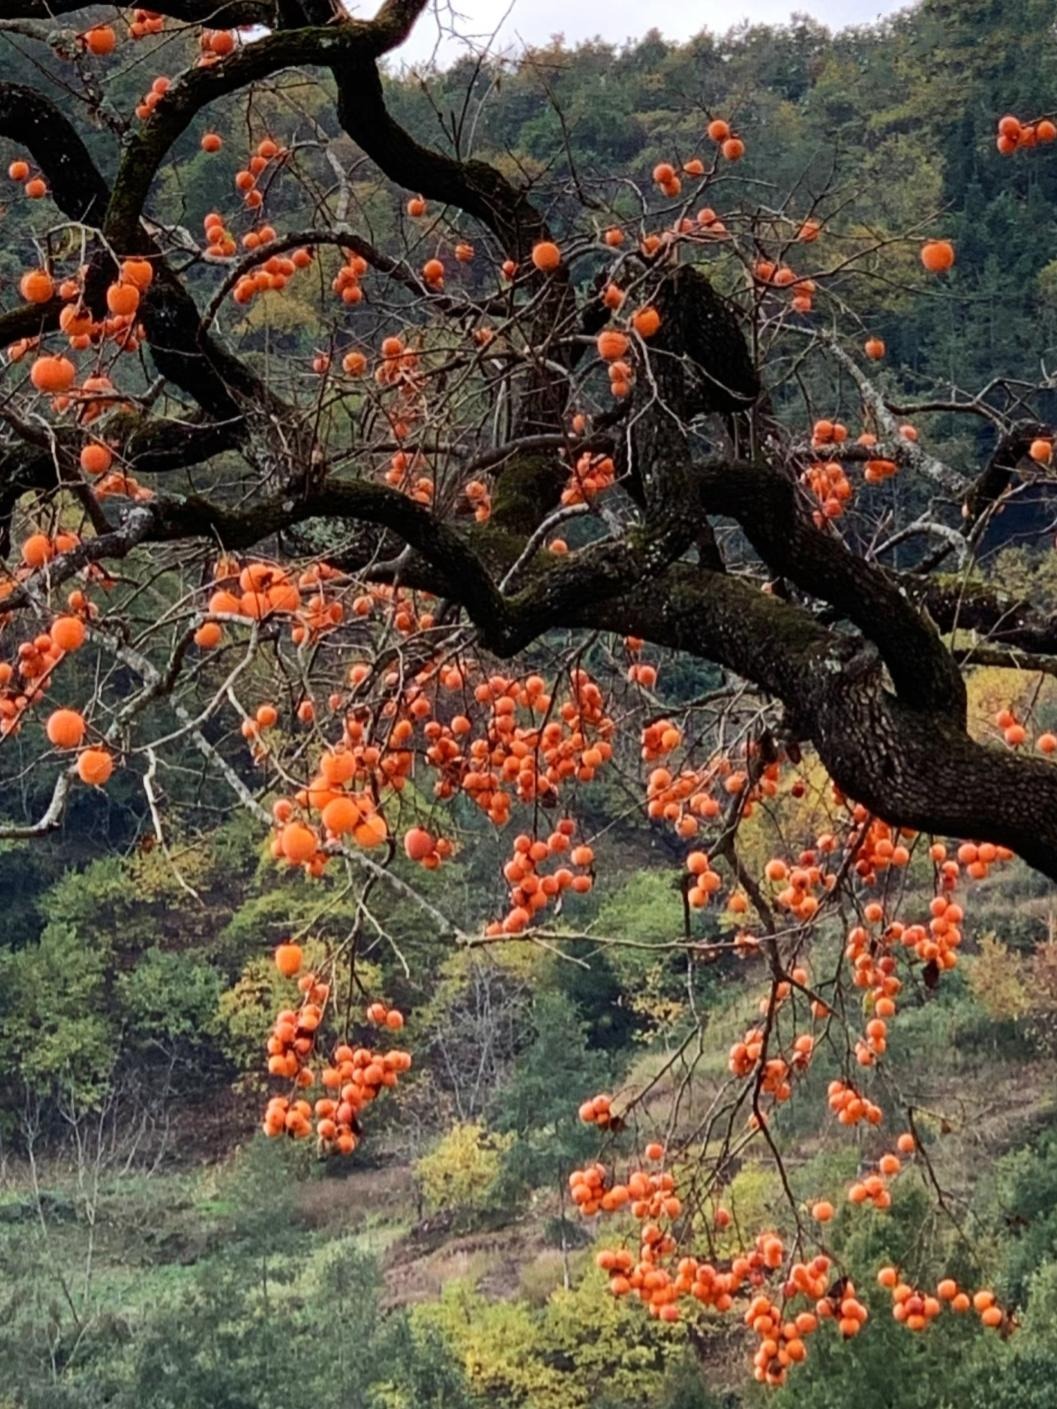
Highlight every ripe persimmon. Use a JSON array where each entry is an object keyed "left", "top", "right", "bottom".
[
  {"left": 50, "top": 616, "right": 86, "bottom": 652},
  {"left": 20, "top": 270, "right": 53, "bottom": 303},
  {"left": 275, "top": 941, "right": 303, "bottom": 977},
  {"left": 22, "top": 532, "right": 53, "bottom": 567},
  {"left": 322, "top": 795, "right": 360, "bottom": 834},
  {"left": 531, "top": 241, "right": 562, "bottom": 272},
  {"left": 80, "top": 443, "right": 113, "bottom": 475},
  {"left": 632, "top": 306, "right": 661, "bottom": 338},
  {"left": 106, "top": 282, "right": 140, "bottom": 316},
  {"left": 77, "top": 748, "right": 113, "bottom": 785},
  {"left": 597, "top": 329, "right": 630, "bottom": 361},
  {"left": 46, "top": 709, "right": 86, "bottom": 748},
  {"left": 84, "top": 24, "right": 117, "bottom": 53},
  {"left": 921, "top": 239, "right": 955, "bottom": 273},
  {"left": 280, "top": 822, "right": 318, "bottom": 863},
  {"left": 30, "top": 355, "right": 76, "bottom": 393},
  {"left": 404, "top": 827, "right": 435, "bottom": 861},
  {"left": 121, "top": 258, "right": 153, "bottom": 289}
]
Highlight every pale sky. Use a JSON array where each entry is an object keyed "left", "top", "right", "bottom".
[{"left": 392, "top": 0, "right": 911, "bottom": 65}]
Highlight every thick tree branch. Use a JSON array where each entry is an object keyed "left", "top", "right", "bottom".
[
  {"left": 568, "top": 567, "right": 1057, "bottom": 881},
  {"left": 693, "top": 462, "right": 967, "bottom": 718},
  {"left": 0, "top": 298, "right": 62, "bottom": 348},
  {"left": 1, "top": 453, "right": 1055, "bottom": 877},
  {"left": 0, "top": 80, "right": 109, "bottom": 224},
  {"left": 914, "top": 574, "right": 1057, "bottom": 655},
  {"left": 104, "top": 16, "right": 429, "bottom": 248}
]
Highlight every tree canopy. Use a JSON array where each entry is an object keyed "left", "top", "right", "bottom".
[{"left": 2, "top": 0, "right": 1057, "bottom": 1399}]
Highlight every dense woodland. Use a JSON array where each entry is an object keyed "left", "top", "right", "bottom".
[{"left": 2, "top": 0, "right": 1057, "bottom": 1405}]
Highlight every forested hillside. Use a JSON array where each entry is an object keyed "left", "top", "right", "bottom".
[{"left": 1, "top": 0, "right": 1057, "bottom": 1405}]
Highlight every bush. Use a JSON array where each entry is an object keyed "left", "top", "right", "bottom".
[{"left": 415, "top": 1122, "right": 515, "bottom": 1222}]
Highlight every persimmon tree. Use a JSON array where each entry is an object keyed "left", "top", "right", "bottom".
[{"left": 1, "top": 0, "right": 1057, "bottom": 1389}]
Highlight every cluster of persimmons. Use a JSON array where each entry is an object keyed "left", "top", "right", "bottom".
[
  {"left": 263, "top": 939, "right": 411, "bottom": 1153},
  {"left": 577, "top": 1088, "right": 1006, "bottom": 1385},
  {"left": 561, "top": 769, "right": 1021, "bottom": 1384},
  {"left": 995, "top": 112, "right": 1057, "bottom": 153},
  {"left": 577, "top": 1128, "right": 1009, "bottom": 1387}
]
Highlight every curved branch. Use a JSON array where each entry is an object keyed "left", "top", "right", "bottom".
[
  {"left": 328, "top": 33, "right": 576, "bottom": 435},
  {"left": 567, "top": 566, "right": 1057, "bottom": 881},
  {"left": 200, "top": 227, "right": 498, "bottom": 329},
  {"left": 104, "top": 18, "right": 428, "bottom": 247},
  {"left": 694, "top": 462, "right": 967, "bottom": 718},
  {"left": 0, "top": 81, "right": 109, "bottom": 225},
  {"left": 0, "top": 479, "right": 508, "bottom": 623}
]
